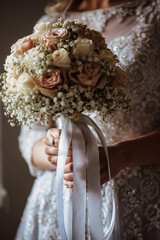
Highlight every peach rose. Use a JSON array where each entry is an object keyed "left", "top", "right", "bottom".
[
  {"left": 68, "top": 62, "right": 106, "bottom": 89},
  {"left": 110, "top": 66, "right": 128, "bottom": 89},
  {"left": 42, "top": 28, "right": 68, "bottom": 43},
  {"left": 11, "top": 36, "right": 35, "bottom": 55},
  {"left": 37, "top": 69, "right": 66, "bottom": 98}
]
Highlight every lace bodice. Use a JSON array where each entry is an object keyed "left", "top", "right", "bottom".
[{"left": 17, "top": 1, "right": 160, "bottom": 239}]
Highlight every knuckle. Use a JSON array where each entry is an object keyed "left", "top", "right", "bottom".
[{"left": 51, "top": 157, "right": 56, "bottom": 164}]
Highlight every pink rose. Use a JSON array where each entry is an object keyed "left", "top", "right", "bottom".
[
  {"left": 37, "top": 69, "right": 66, "bottom": 98},
  {"left": 42, "top": 28, "right": 68, "bottom": 43},
  {"left": 11, "top": 36, "right": 35, "bottom": 55},
  {"left": 68, "top": 62, "right": 106, "bottom": 89}
]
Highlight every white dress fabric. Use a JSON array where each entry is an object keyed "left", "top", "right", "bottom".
[{"left": 15, "top": 0, "right": 160, "bottom": 239}]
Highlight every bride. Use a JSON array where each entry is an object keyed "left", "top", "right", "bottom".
[{"left": 15, "top": 0, "right": 160, "bottom": 239}]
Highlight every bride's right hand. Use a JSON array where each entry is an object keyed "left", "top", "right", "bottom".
[{"left": 43, "top": 128, "right": 73, "bottom": 169}]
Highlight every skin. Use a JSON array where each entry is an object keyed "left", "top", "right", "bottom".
[
  {"left": 31, "top": 0, "right": 160, "bottom": 189},
  {"left": 32, "top": 128, "right": 160, "bottom": 189}
]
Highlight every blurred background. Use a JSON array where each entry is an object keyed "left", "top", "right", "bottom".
[{"left": 0, "top": 1, "right": 52, "bottom": 239}]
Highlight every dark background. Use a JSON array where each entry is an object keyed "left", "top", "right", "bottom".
[{"left": 0, "top": 1, "right": 51, "bottom": 239}]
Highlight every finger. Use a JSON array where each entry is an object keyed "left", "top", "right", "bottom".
[
  {"left": 48, "top": 156, "right": 72, "bottom": 166},
  {"left": 43, "top": 137, "right": 59, "bottom": 147},
  {"left": 64, "top": 162, "right": 73, "bottom": 173},
  {"left": 65, "top": 156, "right": 73, "bottom": 164},
  {"left": 48, "top": 155, "right": 58, "bottom": 165},
  {"left": 44, "top": 146, "right": 58, "bottom": 155},
  {"left": 64, "top": 180, "right": 73, "bottom": 189},
  {"left": 47, "top": 128, "right": 61, "bottom": 139},
  {"left": 64, "top": 172, "right": 73, "bottom": 181}
]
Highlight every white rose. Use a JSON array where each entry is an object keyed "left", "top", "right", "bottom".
[
  {"left": 34, "top": 22, "right": 51, "bottom": 32},
  {"left": 6, "top": 73, "right": 17, "bottom": 87},
  {"left": 23, "top": 48, "right": 40, "bottom": 69},
  {"left": 52, "top": 49, "right": 71, "bottom": 68},
  {"left": 73, "top": 38, "right": 94, "bottom": 58},
  {"left": 17, "top": 72, "right": 35, "bottom": 94}
]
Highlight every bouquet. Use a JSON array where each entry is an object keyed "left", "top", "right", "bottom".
[
  {"left": 0, "top": 19, "right": 131, "bottom": 240},
  {"left": 1, "top": 19, "right": 130, "bottom": 126}
]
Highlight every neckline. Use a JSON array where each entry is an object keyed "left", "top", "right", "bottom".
[{"left": 69, "top": 0, "right": 142, "bottom": 15}]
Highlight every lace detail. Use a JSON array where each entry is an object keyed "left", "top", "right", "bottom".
[
  {"left": 16, "top": 0, "right": 160, "bottom": 239},
  {"left": 115, "top": 166, "right": 160, "bottom": 239}
]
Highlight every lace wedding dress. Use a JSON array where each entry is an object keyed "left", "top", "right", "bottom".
[{"left": 15, "top": 0, "right": 160, "bottom": 239}]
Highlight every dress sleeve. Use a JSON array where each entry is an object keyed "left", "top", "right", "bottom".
[{"left": 18, "top": 124, "right": 49, "bottom": 177}]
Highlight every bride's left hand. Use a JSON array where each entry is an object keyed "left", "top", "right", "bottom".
[{"left": 64, "top": 143, "right": 126, "bottom": 188}]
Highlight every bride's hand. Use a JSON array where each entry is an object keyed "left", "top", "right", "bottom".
[
  {"left": 43, "top": 128, "right": 73, "bottom": 171},
  {"left": 64, "top": 143, "right": 126, "bottom": 188}
]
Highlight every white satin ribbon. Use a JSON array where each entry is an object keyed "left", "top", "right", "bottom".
[
  {"left": 72, "top": 122, "right": 86, "bottom": 240},
  {"left": 56, "top": 120, "right": 72, "bottom": 240},
  {"left": 56, "top": 114, "right": 116, "bottom": 240},
  {"left": 81, "top": 115, "right": 116, "bottom": 240},
  {"left": 80, "top": 124, "right": 103, "bottom": 240}
]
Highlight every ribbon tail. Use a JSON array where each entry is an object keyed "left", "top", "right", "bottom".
[
  {"left": 81, "top": 115, "right": 116, "bottom": 240},
  {"left": 72, "top": 122, "right": 86, "bottom": 240},
  {"left": 56, "top": 119, "right": 72, "bottom": 240},
  {"left": 81, "top": 124, "right": 103, "bottom": 240}
]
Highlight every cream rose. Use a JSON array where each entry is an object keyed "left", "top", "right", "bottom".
[
  {"left": 52, "top": 49, "right": 71, "bottom": 68},
  {"left": 68, "top": 62, "right": 106, "bottom": 89},
  {"left": 11, "top": 36, "right": 35, "bottom": 55},
  {"left": 73, "top": 38, "right": 94, "bottom": 58},
  {"left": 24, "top": 48, "right": 40, "bottom": 70},
  {"left": 34, "top": 22, "right": 51, "bottom": 32},
  {"left": 6, "top": 73, "right": 17, "bottom": 88},
  {"left": 17, "top": 72, "right": 35, "bottom": 94}
]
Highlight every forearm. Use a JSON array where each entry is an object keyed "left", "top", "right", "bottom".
[
  {"left": 123, "top": 128, "right": 160, "bottom": 168},
  {"left": 32, "top": 138, "right": 56, "bottom": 171},
  {"left": 99, "top": 128, "right": 160, "bottom": 183}
]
